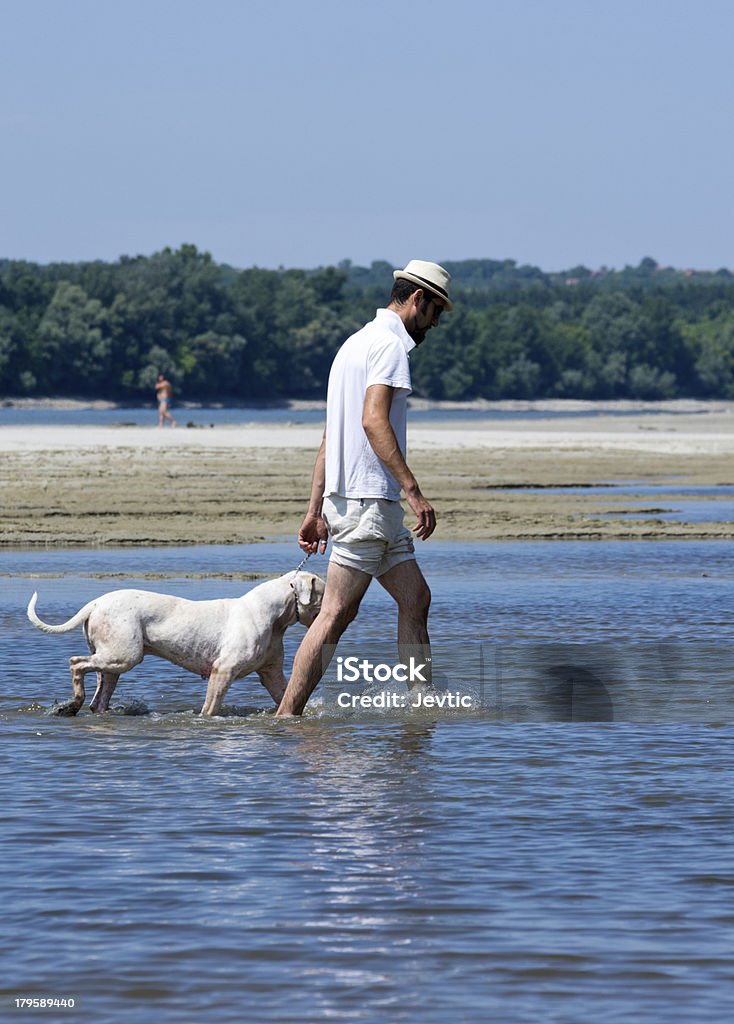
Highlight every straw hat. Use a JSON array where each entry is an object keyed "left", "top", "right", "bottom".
[{"left": 393, "top": 259, "right": 453, "bottom": 311}]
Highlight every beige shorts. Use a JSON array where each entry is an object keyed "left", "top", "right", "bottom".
[{"left": 322, "top": 495, "right": 415, "bottom": 577}]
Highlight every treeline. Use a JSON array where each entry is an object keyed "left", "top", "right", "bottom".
[{"left": 1, "top": 246, "right": 734, "bottom": 401}]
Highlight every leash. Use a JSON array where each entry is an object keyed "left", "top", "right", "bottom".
[
  {"left": 291, "top": 551, "right": 313, "bottom": 624},
  {"left": 294, "top": 551, "right": 312, "bottom": 575}
]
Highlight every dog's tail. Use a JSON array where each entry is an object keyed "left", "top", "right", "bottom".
[{"left": 27, "top": 592, "right": 97, "bottom": 634}]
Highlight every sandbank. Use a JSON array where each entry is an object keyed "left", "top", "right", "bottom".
[{"left": 1, "top": 407, "right": 733, "bottom": 546}]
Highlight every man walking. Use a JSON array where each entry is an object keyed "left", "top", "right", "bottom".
[
  {"left": 275, "top": 260, "right": 452, "bottom": 716},
  {"left": 155, "top": 374, "right": 177, "bottom": 428}
]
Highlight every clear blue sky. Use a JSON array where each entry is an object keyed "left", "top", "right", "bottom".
[{"left": 2, "top": 0, "right": 732, "bottom": 272}]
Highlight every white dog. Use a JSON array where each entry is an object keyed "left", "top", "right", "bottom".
[{"left": 27, "top": 571, "right": 324, "bottom": 717}]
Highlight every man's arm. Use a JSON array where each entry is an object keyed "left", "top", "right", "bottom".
[
  {"left": 362, "top": 384, "right": 436, "bottom": 540},
  {"left": 297, "top": 432, "right": 329, "bottom": 554}
]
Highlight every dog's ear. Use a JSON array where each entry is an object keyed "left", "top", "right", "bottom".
[{"left": 290, "top": 572, "right": 314, "bottom": 608}]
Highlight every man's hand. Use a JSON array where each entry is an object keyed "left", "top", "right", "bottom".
[
  {"left": 406, "top": 486, "right": 436, "bottom": 540},
  {"left": 362, "top": 386, "right": 437, "bottom": 541},
  {"left": 298, "top": 511, "right": 329, "bottom": 554}
]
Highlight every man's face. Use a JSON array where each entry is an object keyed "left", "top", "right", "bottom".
[{"left": 407, "top": 292, "right": 445, "bottom": 346}]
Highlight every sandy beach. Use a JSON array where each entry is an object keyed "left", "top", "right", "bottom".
[{"left": 2, "top": 405, "right": 734, "bottom": 546}]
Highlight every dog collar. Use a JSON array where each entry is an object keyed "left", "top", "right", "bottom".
[{"left": 293, "top": 591, "right": 305, "bottom": 624}]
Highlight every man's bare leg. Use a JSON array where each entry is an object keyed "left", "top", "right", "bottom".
[
  {"left": 275, "top": 561, "right": 372, "bottom": 716},
  {"left": 378, "top": 558, "right": 432, "bottom": 688}
]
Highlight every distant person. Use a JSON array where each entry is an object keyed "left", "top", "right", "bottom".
[
  {"left": 155, "top": 374, "right": 177, "bottom": 428},
  {"left": 275, "top": 259, "right": 452, "bottom": 716}
]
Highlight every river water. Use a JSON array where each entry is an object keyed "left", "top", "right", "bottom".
[
  {"left": 2, "top": 540, "right": 733, "bottom": 1022},
  {"left": 0, "top": 402, "right": 684, "bottom": 428}
]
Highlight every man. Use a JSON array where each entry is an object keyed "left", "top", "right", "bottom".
[
  {"left": 155, "top": 374, "right": 177, "bottom": 428},
  {"left": 275, "top": 260, "right": 452, "bottom": 716}
]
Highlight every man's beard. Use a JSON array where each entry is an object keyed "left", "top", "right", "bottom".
[{"left": 407, "top": 325, "right": 427, "bottom": 346}]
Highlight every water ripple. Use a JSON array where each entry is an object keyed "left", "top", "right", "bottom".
[{"left": 2, "top": 542, "right": 734, "bottom": 1022}]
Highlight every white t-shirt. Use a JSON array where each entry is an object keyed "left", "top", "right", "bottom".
[{"left": 324, "top": 308, "right": 415, "bottom": 501}]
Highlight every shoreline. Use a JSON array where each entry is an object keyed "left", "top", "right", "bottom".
[
  {"left": 1, "top": 403, "right": 734, "bottom": 454},
  {"left": 1, "top": 410, "right": 733, "bottom": 546},
  {"left": 3, "top": 396, "right": 734, "bottom": 415}
]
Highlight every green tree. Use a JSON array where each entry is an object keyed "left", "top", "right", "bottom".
[
  {"left": 137, "top": 345, "right": 178, "bottom": 393},
  {"left": 35, "top": 282, "right": 112, "bottom": 391},
  {"left": 178, "top": 332, "right": 248, "bottom": 396},
  {"left": 680, "top": 312, "right": 734, "bottom": 397}
]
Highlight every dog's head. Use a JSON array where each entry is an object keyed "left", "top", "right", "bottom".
[{"left": 289, "top": 571, "right": 325, "bottom": 626}]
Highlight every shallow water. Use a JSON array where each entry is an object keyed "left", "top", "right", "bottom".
[
  {"left": 595, "top": 501, "right": 734, "bottom": 523},
  {"left": 0, "top": 404, "right": 682, "bottom": 428},
  {"left": 2, "top": 541, "right": 734, "bottom": 1022},
  {"left": 496, "top": 483, "right": 734, "bottom": 525}
]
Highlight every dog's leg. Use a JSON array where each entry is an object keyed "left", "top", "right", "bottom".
[
  {"left": 89, "top": 672, "right": 120, "bottom": 713},
  {"left": 200, "top": 666, "right": 236, "bottom": 716},
  {"left": 257, "top": 664, "right": 288, "bottom": 706},
  {"left": 51, "top": 656, "right": 89, "bottom": 716},
  {"left": 254, "top": 636, "right": 287, "bottom": 705},
  {"left": 54, "top": 653, "right": 137, "bottom": 717},
  {"left": 90, "top": 672, "right": 104, "bottom": 711}
]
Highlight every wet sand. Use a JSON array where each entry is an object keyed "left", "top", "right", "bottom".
[{"left": 2, "top": 409, "right": 734, "bottom": 546}]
